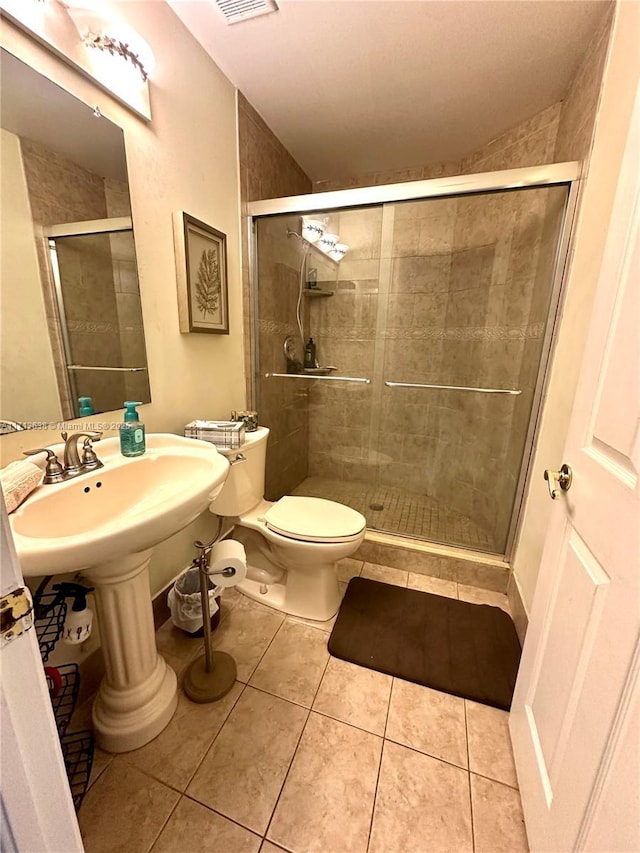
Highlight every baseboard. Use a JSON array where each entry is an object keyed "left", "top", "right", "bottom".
[
  {"left": 507, "top": 573, "right": 529, "bottom": 645},
  {"left": 153, "top": 584, "right": 172, "bottom": 630}
]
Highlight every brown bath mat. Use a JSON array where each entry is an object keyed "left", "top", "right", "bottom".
[{"left": 328, "top": 577, "right": 521, "bottom": 710}]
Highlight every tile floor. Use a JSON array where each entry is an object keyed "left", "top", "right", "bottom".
[
  {"left": 292, "top": 477, "right": 496, "bottom": 553},
  {"left": 77, "top": 560, "right": 528, "bottom": 853}
]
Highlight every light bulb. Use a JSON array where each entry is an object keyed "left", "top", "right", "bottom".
[
  {"left": 301, "top": 217, "right": 325, "bottom": 243},
  {"left": 329, "top": 243, "right": 349, "bottom": 262},
  {"left": 319, "top": 233, "right": 339, "bottom": 253}
]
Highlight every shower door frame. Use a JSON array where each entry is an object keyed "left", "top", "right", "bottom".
[{"left": 248, "top": 162, "right": 581, "bottom": 559}]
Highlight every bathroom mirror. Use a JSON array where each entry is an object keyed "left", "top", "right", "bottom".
[{"left": 0, "top": 48, "right": 151, "bottom": 430}]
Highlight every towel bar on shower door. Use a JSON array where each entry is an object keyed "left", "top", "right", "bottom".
[
  {"left": 384, "top": 381, "right": 521, "bottom": 395},
  {"left": 265, "top": 373, "right": 371, "bottom": 384}
]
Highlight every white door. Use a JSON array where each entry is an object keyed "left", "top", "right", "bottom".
[
  {"left": 509, "top": 83, "right": 640, "bottom": 851},
  {"left": 0, "top": 501, "right": 83, "bottom": 852}
]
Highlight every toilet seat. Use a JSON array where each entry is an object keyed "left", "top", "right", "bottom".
[{"left": 264, "top": 496, "right": 366, "bottom": 543}]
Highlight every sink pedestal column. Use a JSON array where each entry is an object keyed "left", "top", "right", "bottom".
[{"left": 86, "top": 548, "right": 177, "bottom": 753}]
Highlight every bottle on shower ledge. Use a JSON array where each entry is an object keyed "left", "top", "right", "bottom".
[
  {"left": 78, "top": 396, "right": 94, "bottom": 416},
  {"left": 304, "top": 337, "right": 317, "bottom": 368}
]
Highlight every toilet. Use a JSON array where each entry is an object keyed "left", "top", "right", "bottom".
[{"left": 210, "top": 427, "right": 366, "bottom": 621}]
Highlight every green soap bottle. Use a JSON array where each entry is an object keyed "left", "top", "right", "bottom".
[{"left": 120, "top": 401, "right": 146, "bottom": 457}]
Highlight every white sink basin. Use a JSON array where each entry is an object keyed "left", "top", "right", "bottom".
[
  {"left": 8, "top": 432, "right": 230, "bottom": 753},
  {"left": 11, "top": 433, "right": 229, "bottom": 577}
]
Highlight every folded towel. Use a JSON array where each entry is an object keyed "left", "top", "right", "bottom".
[{"left": 1, "top": 460, "right": 42, "bottom": 513}]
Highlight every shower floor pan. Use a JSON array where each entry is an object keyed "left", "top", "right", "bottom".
[{"left": 292, "top": 476, "right": 496, "bottom": 553}]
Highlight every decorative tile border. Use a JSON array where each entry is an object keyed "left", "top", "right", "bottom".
[
  {"left": 67, "top": 320, "right": 117, "bottom": 334},
  {"left": 258, "top": 320, "right": 299, "bottom": 336},
  {"left": 381, "top": 323, "right": 545, "bottom": 341},
  {"left": 311, "top": 323, "right": 545, "bottom": 342}
]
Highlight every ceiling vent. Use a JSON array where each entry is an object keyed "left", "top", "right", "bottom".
[{"left": 214, "top": 0, "right": 279, "bottom": 25}]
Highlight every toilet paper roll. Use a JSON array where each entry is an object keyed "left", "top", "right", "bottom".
[{"left": 207, "top": 539, "right": 247, "bottom": 588}]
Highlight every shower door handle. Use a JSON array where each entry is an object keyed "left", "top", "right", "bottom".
[{"left": 544, "top": 464, "right": 573, "bottom": 499}]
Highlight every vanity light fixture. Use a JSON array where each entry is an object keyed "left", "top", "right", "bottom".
[
  {"left": 1, "top": 0, "right": 152, "bottom": 119},
  {"left": 83, "top": 31, "right": 149, "bottom": 81},
  {"left": 62, "top": 0, "right": 156, "bottom": 83}
]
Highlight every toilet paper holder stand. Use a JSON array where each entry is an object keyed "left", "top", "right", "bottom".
[{"left": 183, "top": 537, "right": 238, "bottom": 704}]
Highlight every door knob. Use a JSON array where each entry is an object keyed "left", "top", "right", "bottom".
[{"left": 544, "top": 464, "right": 573, "bottom": 500}]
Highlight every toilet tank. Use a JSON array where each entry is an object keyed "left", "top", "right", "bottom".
[{"left": 209, "top": 426, "right": 269, "bottom": 517}]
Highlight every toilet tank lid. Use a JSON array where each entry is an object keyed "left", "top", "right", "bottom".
[{"left": 264, "top": 496, "right": 366, "bottom": 541}]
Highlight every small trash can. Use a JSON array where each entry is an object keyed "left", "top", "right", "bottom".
[{"left": 167, "top": 565, "right": 222, "bottom": 637}]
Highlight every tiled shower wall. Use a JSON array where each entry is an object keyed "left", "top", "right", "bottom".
[
  {"left": 306, "top": 208, "right": 383, "bottom": 486},
  {"left": 54, "top": 233, "right": 126, "bottom": 414},
  {"left": 19, "top": 140, "right": 145, "bottom": 416},
  {"left": 20, "top": 137, "right": 109, "bottom": 417},
  {"left": 255, "top": 216, "right": 311, "bottom": 499},
  {"left": 105, "top": 179, "right": 149, "bottom": 404},
  {"left": 237, "top": 93, "right": 312, "bottom": 497},
  {"left": 302, "top": 184, "right": 566, "bottom": 553}
]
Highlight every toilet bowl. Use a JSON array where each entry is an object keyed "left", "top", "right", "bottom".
[{"left": 210, "top": 427, "right": 365, "bottom": 621}]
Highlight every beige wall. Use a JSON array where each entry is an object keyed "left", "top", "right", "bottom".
[
  {"left": 1, "top": 3, "right": 246, "bottom": 595},
  {"left": 0, "top": 129, "right": 61, "bottom": 423},
  {"left": 512, "top": 0, "right": 635, "bottom": 613}
]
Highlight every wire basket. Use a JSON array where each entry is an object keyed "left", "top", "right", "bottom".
[
  {"left": 48, "top": 663, "right": 80, "bottom": 737},
  {"left": 34, "top": 593, "right": 67, "bottom": 663},
  {"left": 34, "top": 592, "right": 94, "bottom": 811},
  {"left": 60, "top": 730, "right": 94, "bottom": 811}
]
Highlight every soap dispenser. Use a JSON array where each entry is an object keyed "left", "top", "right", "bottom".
[
  {"left": 53, "top": 582, "right": 94, "bottom": 645},
  {"left": 120, "top": 401, "right": 146, "bottom": 457}
]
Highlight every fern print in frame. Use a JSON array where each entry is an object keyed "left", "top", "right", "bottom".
[{"left": 173, "top": 212, "right": 229, "bottom": 334}]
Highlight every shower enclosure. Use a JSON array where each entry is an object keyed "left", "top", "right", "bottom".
[{"left": 249, "top": 164, "right": 578, "bottom": 557}]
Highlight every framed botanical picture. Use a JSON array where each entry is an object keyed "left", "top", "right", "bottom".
[{"left": 174, "top": 211, "right": 229, "bottom": 334}]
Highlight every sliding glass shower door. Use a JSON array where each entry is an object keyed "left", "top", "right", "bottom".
[
  {"left": 48, "top": 219, "right": 150, "bottom": 417},
  {"left": 253, "top": 177, "right": 571, "bottom": 555}
]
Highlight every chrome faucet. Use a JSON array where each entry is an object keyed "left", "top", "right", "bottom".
[
  {"left": 24, "top": 431, "right": 103, "bottom": 484},
  {"left": 62, "top": 431, "right": 103, "bottom": 475}
]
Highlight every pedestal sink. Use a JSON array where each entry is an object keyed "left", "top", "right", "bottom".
[{"left": 10, "top": 434, "right": 229, "bottom": 753}]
